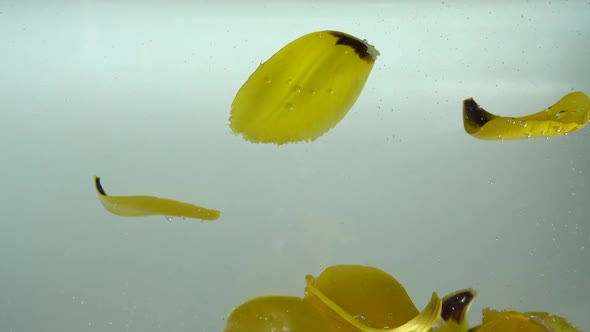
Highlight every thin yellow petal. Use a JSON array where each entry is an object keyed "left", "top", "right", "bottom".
[
  {"left": 387, "top": 293, "right": 441, "bottom": 332},
  {"left": 94, "top": 176, "right": 220, "bottom": 221},
  {"left": 463, "top": 91, "right": 590, "bottom": 140},
  {"left": 230, "top": 30, "right": 379, "bottom": 145}
]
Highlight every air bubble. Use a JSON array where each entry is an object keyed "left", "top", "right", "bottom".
[
  {"left": 555, "top": 110, "right": 567, "bottom": 117},
  {"left": 353, "top": 315, "right": 372, "bottom": 326},
  {"left": 518, "top": 120, "right": 528, "bottom": 128},
  {"left": 285, "top": 103, "right": 294, "bottom": 112},
  {"left": 327, "top": 88, "right": 334, "bottom": 95},
  {"left": 508, "top": 117, "right": 516, "bottom": 125},
  {"left": 294, "top": 85, "right": 302, "bottom": 93}
]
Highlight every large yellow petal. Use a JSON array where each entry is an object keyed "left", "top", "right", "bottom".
[
  {"left": 463, "top": 91, "right": 590, "bottom": 140},
  {"left": 230, "top": 30, "right": 379, "bottom": 145},
  {"left": 304, "top": 265, "right": 418, "bottom": 327},
  {"left": 94, "top": 176, "right": 220, "bottom": 221},
  {"left": 304, "top": 265, "right": 442, "bottom": 332}
]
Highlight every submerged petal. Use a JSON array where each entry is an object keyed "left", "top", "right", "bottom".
[
  {"left": 224, "top": 266, "right": 581, "bottom": 332},
  {"left": 432, "top": 289, "right": 477, "bottom": 332},
  {"left": 224, "top": 265, "right": 442, "bottom": 332},
  {"left": 94, "top": 176, "right": 220, "bottom": 221},
  {"left": 229, "top": 30, "right": 379, "bottom": 145},
  {"left": 470, "top": 308, "right": 581, "bottom": 332},
  {"left": 224, "top": 296, "right": 338, "bottom": 332},
  {"left": 463, "top": 91, "right": 590, "bottom": 140},
  {"left": 304, "top": 265, "right": 418, "bottom": 328},
  {"left": 304, "top": 265, "right": 441, "bottom": 331}
]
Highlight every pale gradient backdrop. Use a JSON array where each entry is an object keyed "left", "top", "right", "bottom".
[{"left": 1, "top": 1, "right": 589, "bottom": 331}]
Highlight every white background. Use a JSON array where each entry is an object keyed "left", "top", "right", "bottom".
[{"left": 1, "top": 1, "right": 589, "bottom": 331}]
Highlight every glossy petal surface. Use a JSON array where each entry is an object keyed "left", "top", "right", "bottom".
[
  {"left": 230, "top": 30, "right": 379, "bottom": 144},
  {"left": 463, "top": 92, "right": 590, "bottom": 140},
  {"left": 94, "top": 176, "right": 220, "bottom": 221}
]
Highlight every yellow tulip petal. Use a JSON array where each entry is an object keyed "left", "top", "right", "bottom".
[
  {"left": 224, "top": 295, "right": 339, "bottom": 332},
  {"left": 388, "top": 293, "right": 441, "bottom": 332},
  {"left": 223, "top": 265, "right": 442, "bottom": 332},
  {"left": 463, "top": 91, "right": 590, "bottom": 140},
  {"left": 94, "top": 176, "right": 220, "bottom": 221},
  {"left": 230, "top": 30, "right": 379, "bottom": 145},
  {"left": 304, "top": 265, "right": 442, "bottom": 331},
  {"left": 305, "top": 265, "right": 418, "bottom": 327},
  {"left": 433, "top": 289, "right": 476, "bottom": 332},
  {"left": 475, "top": 311, "right": 546, "bottom": 332},
  {"left": 523, "top": 312, "right": 582, "bottom": 332},
  {"left": 441, "top": 289, "right": 476, "bottom": 327},
  {"left": 470, "top": 308, "right": 581, "bottom": 332}
]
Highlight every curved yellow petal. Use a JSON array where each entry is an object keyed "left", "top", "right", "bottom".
[
  {"left": 94, "top": 176, "right": 220, "bottom": 221},
  {"left": 224, "top": 295, "right": 339, "bottom": 332},
  {"left": 389, "top": 293, "right": 441, "bottom": 332},
  {"left": 471, "top": 308, "right": 581, "bottom": 332},
  {"left": 230, "top": 30, "right": 379, "bottom": 145},
  {"left": 463, "top": 91, "right": 590, "bottom": 140},
  {"left": 305, "top": 265, "right": 419, "bottom": 327},
  {"left": 304, "top": 265, "right": 441, "bottom": 331},
  {"left": 433, "top": 289, "right": 477, "bottom": 332}
]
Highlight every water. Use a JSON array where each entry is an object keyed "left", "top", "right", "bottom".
[{"left": 1, "top": 1, "right": 589, "bottom": 331}]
